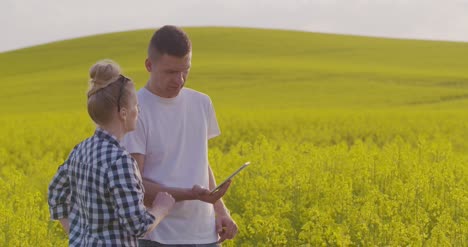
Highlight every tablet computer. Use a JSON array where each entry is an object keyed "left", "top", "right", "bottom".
[{"left": 210, "top": 161, "right": 251, "bottom": 195}]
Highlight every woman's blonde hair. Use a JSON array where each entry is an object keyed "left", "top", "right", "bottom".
[{"left": 87, "top": 59, "right": 134, "bottom": 125}]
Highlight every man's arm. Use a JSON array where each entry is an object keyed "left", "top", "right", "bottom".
[
  {"left": 208, "top": 164, "right": 238, "bottom": 243},
  {"left": 132, "top": 153, "right": 196, "bottom": 205},
  {"left": 131, "top": 153, "right": 230, "bottom": 205},
  {"left": 208, "top": 165, "right": 230, "bottom": 216}
]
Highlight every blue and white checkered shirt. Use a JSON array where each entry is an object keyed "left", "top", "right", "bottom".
[{"left": 48, "top": 128, "right": 155, "bottom": 246}]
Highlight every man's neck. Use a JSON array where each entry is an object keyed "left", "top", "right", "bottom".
[{"left": 145, "top": 81, "right": 179, "bottom": 98}]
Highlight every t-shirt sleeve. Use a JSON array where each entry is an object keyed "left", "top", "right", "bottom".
[
  {"left": 122, "top": 115, "right": 147, "bottom": 155},
  {"left": 207, "top": 97, "right": 221, "bottom": 139}
]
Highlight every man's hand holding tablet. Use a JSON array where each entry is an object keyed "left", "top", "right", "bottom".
[
  {"left": 191, "top": 162, "right": 251, "bottom": 204},
  {"left": 210, "top": 162, "right": 250, "bottom": 195}
]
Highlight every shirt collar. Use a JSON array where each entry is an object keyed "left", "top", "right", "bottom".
[{"left": 94, "top": 128, "right": 121, "bottom": 147}]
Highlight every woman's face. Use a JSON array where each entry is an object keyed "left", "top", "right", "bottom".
[{"left": 123, "top": 87, "right": 139, "bottom": 132}]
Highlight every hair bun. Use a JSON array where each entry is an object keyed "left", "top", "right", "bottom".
[{"left": 88, "top": 59, "right": 121, "bottom": 97}]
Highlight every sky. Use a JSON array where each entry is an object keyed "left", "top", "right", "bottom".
[{"left": 2, "top": 0, "right": 468, "bottom": 52}]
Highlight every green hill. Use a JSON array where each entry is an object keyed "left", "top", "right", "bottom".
[
  {"left": 1, "top": 28, "right": 467, "bottom": 246},
  {"left": 1, "top": 27, "right": 468, "bottom": 114}
]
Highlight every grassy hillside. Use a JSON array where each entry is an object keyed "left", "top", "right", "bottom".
[{"left": 1, "top": 27, "right": 468, "bottom": 114}]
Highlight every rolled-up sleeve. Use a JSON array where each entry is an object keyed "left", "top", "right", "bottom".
[
  {"left": 108, "top": 154, "right": 155, "bottom": 237},
  {"left": 48, "top": 161, "right": 71, "bottom": 220}
]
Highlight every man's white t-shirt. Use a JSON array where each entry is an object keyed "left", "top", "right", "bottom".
[{"left": 122, "top": 87, "right": 221, "bottom": 244}]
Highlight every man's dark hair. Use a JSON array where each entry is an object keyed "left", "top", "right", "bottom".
[{"left": 148, "top": 25, "right": 192, "bottom": 60}]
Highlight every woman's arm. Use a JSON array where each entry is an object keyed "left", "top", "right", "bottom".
[
  {"left": 108, "top": 154, "right": 170, "bottom": 237},
  {"left": 48, "top": 160, "right": 71, "bottom": 230},
  {"left": 59, "top": 218, "right": 70, "bottom": 234}
]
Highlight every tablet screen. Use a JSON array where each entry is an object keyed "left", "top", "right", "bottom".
[{"left": 210, "top": 161, "right": 251, "bottom": 195}]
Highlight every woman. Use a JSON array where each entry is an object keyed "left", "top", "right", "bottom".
[{"left": 48, "top": 60, "right": 175, "bottom": 246}]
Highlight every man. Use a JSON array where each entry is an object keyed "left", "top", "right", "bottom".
[{"left": 122, "top": 25, "right": 238, "bottom": 246}]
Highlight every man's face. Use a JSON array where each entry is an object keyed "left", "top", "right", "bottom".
[{"left": 146, "top": 52, "right": 191, "bottom": 98}]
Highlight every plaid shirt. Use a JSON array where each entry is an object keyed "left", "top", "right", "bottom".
[{"left": 48, "top": 128, "right": 155, "bottom": 246}]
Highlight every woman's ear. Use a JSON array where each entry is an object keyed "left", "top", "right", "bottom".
[
  {"left": 119, "top": 107, "right": 128, "bottom": 121},
  {"left": 145, "top": 58, "right": 152, "bottom": 72}
]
